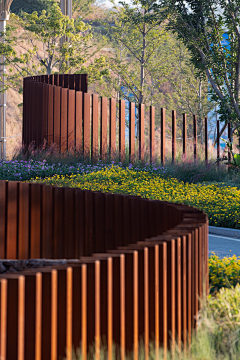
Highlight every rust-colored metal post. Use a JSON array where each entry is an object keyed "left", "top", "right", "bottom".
[
  {"left": 175, "top": 237, "right": 181, "bottom": 350},
  {"left": 53, "top": 187, "right": 64, "bottom": 258},
  {"left": 167, "top": 240, "right": 175, "bottom": 352},
  {"left": 150, "top": 106, "right": 155, "bottom": 164},
  {"left": 120, "top": 254, "right": 125, "bottom": 360},
  {"left": 75, "top": 91, "right": 83, "bottom": 153},
  {"left": 18, "top": 183, "right": 29, "bottom": 259},
  {"left": 48, "top": 85, "right": 54, "bottom": 145},
  {"left": 161, "top": 108, "right": 166, "bottom": 165},
  {"left": 81, "top": 264, "right": 87, "bottom": 360},
  {"left": 64, "top": 74, "right": 69, "bottom": 88},
  {"left": 101, "top": 97, "right": 108, "bottom": 161},
  {"left": 139, "top": 104, "right": 144, "bottom": 162},
  {"left": 181, "top": 236, "right": 187, "bottom": 349},
  {"left": 0, "top": 279, "right": 7, "bottom": 360},
  {"left": 172, "top": 110, "right": 176, "bottom": 164},
  {"left": 109, "top": 98, "right": 116, "bottom": 160},
  {"left": 119, "top": 100, "right": 125, "bottom": 162},
  {"left": 64, "top": 188, "right": 75, "bottom": 258},
  {"left": 160, "top": 242, "right": 167, "bottom": 356},
  {"left": 42, "top": 185, "right": 54, "bottom": 259},
  {"left": 0, "top": 181, "right": 6, "bottom": 258},
  {"left": 68, "top": 89, "right": 75, "bottom": 150},
  {"left": 53, "top": 86, "right": 61, "bottom": 147},
  {"left": 83, "top": 93, "right": 91, "bottom": 159},
  {"left": 51, "top": 270, "right": 58, "bottom": 360},
  {"left": 6, "top": 181, "right": 18, "bottom": 259},
  {"left": 42, "top": 83, "right": 48, "bottom": 143},
  {"left": 95, "top": 261, "right": 101, "bottom": 360},
  {"left": 30, "top": 184, "right": 42, "bottom": 259},
  {"left": 61, "top": 88, "right": 68, "bottom": 152},
  {"left": 129, "top": 102, "right": 135, "bottom": 163},
  {"left": 68, "top": 74, "right": 75, "bottom": 90},
  {"left": 81, "top": 74, "right": 88, "bottom": 94},
  {"left": 193, "top": 115, "right": 197, "bottom": 161},
  {"left": 37, "top": 82, "right": 43, "bottom": 147},
  {"left": 92, "top": 94, "right": 99, "bottom": 162}
]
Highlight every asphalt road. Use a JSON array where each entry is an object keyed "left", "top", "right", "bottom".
[{"left": 209, "top": 234, "right": 240, "bottom": 258}]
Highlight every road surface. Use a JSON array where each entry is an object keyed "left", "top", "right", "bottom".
[{"left": 209, "top": 234, "right": 240, "bottom": 258}]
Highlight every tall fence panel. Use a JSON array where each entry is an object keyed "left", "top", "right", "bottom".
[{"left": 23, "top": 74, "right": 233, "bottom": 164}]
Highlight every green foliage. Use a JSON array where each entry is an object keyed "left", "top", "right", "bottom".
[
  {"left": 219, "top": 138, "right": 240, "bottom": 169},
  {"left": 10, "top": 0, "right": 54, "bottom": 15},
  {"left": 209, "top": 254, "right": 240, "bottom": 293},
  {"left": 2, "top": 1, "right": 109, "bottom": 103},
  {"left": 157, "top": 0, "right": 240, "bottom": 132},
  {"left": 12, "top": 3, "right": 96, "bottom": 75},
  {"left": 102, "top": 0, "right": 167, "bottom": 104},
  {"left": 97, "top": 0, "right": 215, "bottom": 139},
  {"left": 16, "top": 4, "right": 92, "bottom": 74}
]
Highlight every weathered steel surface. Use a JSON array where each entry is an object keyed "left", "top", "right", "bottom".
[
  {"left": 22, "top": 74, "right": 233, "bottom": 164},
  {"left": 22, "top": 75, "right": 88, "bottom": 152},
  {"left": 161, "top": 108, "right": 166, "bottom": 165},
  {"left": 0, "top": 180, "right": 208, "bottom": 359},
  {"left": 150, "top": 106, "right": 155, "bottom": 164}
]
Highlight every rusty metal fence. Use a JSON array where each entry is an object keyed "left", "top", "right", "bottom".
[
  {"left": 22, "top": 74, "right": 88, "bottom": 151},
  {"left": 22, "top": 74, "right": 231, "bottom": 164},
  {"left": 0, "top": 179, "right": 208, "bottom": 359}
]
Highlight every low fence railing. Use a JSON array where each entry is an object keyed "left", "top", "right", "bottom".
[
  {"left": 0, "top": 180, "right": 208, "bottom": 359},
  {"left": 22, "top": 74, "right": 231, "bottom": 164}
]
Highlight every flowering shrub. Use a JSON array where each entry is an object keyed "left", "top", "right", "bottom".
[
  {"left": 35, "top": 165, "right": 240, "bottom": 229},
  {"left": 0, "top": 159, "right": 118, "bottom": 181},
  {"left": 209, "top": 253, "right": 240, "bottom": 293},
  {"left": 0, "top": 159, "right": 172, "bottom": 181}
]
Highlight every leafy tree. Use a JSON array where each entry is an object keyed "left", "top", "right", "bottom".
[
  {"left": 10, "top": 0, "right": 54, "bottom": 15},
  {"left": 103, "top": 0, "right": 167, "bottom": 105},
  {"left": 97, "top": 3, "right": 213, "bottom": 139},
  {"left": 1, "top": 1, "right": 109, "bottom": 97},
  {"left": 156, "top": 0, "right": 240, "bottom": 140},
  {"left": 152, "top": 36, "right": 215, "bottom": 138}
]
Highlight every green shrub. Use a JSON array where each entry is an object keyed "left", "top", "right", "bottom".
[{"left": 209, "top": 254, "right": 240, "bottom": 293}]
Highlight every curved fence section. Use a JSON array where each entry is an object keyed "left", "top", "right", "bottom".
[
  {"left": 0, "top": 180, "right": 208, "bottom": 359},
  {"left": 22, "top": 74, "right": 88, "bottom": 151}
]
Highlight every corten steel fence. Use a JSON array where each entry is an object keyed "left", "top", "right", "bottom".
[
  {"left": 0, "top": 179, "right": 208, "bottom": 359},
  {"left": 22, "top": 74, "right": 88, "bottom": 151},
  {"left": 22, "top": 74, "right": 232, "bottom": 164}
]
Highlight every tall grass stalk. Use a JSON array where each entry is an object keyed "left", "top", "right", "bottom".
[{"left": 13, "top": 140, "right": 240, "bottom": 186}]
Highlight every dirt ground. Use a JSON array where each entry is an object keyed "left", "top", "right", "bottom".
[{"left": 6, "top": 87, "right": 23, "bottom": 158}]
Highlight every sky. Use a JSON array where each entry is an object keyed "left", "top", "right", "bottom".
[{"left": 98, "top": 0, "right": 130, "bottom": 9}]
